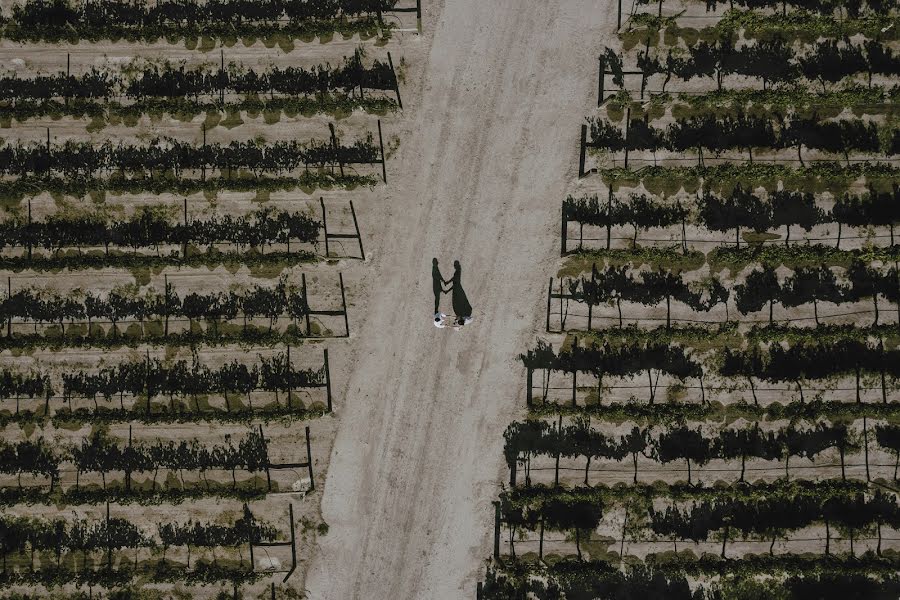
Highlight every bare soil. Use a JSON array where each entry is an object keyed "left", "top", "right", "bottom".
[{"left": 303, "top": 2, "right": 610, "bottom": 598}]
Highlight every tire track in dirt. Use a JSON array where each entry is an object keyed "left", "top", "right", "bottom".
[{"left": 305, "top": 2, "right": 609, "bottom": 598}]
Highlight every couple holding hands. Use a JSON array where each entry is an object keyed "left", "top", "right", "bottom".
[{"left": 432, "top": 258, "right": 473, "bottom": 328}]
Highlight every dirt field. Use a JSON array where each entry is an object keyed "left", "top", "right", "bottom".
[{"left": 304, "top": 2, "right": 610, "bottom": 598}]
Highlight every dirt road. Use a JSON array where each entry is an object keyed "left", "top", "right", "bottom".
[{"left": 305, "top": 2, "right": 608, "bottom": 598}]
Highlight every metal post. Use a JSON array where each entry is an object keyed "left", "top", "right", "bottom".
[
  {"left": 282, "top": 504, "right": 296, "bottom": 583},
  {"left": 260, "top": 424, "right": 272, "bottom": 491},
  {"left": 546, "top": 277, "right": 553, "bottom": 332},
  {"left": 349, "top": 200, "right": 365, "bottom": 260},
  {"left": 493, "top": 502, "right": 501, "bottom": 558},
  {"left": 416, "top": 0, "right": 422, "bottom": 34},
  {"left": 329, "top": 123, "right": 344, "bottom": 178},
  {"left": 387, "top": 52, "right": 402, "bottom": 109},
  {"left": 377, "top": 120, "right": 387, "bottom": 183},
  {"left": 617, "top": 0, "right": 622, "bottom": 29},
  {"left": 598, "top": 56, "right": 605, "bottom": 106},
  {"left": 220, "top": 49, "right": 225, "bottom": 105},
  {"left": 526, "top": 366, "right": 533, "bottom": 408},
  {"left": 623, "top": 107, "right": 631, "bottom": 169},
  {"left": 305, "top": 426, "right": 314, "bottom": 491},
  {"left": 163, "top": 274, "right": 169, "bottom": 337},
  {"left": 320, "top": 197, "right": 330, "bottom": 258},
  {"left": 286, "top": 344, "right": 292, "bottom": 408},
  {"left": 339, "top": 272, "right": 350, "bottom": 337},
  {"left": 561, "top": 203, "right": 567, "bottom": 256},
  {"left": 183, "top": 197, "right": 189, "bottom": 260},
  {"left": 27, "top": 198, "right": 32, "bottom": 262},
  {"left": 579, "top": 124, "right": 588, "bottom": 177},
  {"left": 323, "top": 348, "right": 333, "bottom": 413},
  {"left": 301, "top": 273, "right": 312, "bottom": 336}
]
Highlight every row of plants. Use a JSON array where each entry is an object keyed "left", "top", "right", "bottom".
[
  {"left": 625, "top": 11, "right": 899, "bottom": 47},
  {"left": 588, "top": 112, "right": 899, "bottom": 163},
  {"left": 647, "top": 491, "right": 897, "bottom": 554},
  {"left": 529, "top": 397, "right": 900, "bottom": 424},
  {"left": 0, "top": 0, "right": 398, "bottom": 43},
  {"left": 604, "top": 86, "right": 900, "bottom": 121},
  {"left": 2, "top": 278, "right": 314, "bottom": 334},
  {"left": 0, "top": 94, "right": 396, "bottom": 125},
  {"left": 0, "top": 400, "right": 326, "bottom": 427},
  {"left": 504, "top": 418, "right": 898, "bottom": 484},
  {"left": 632, "top": 0, "right": 890, "bottom": 17},
  {"left": 1, "top": 51, "right": 395, "bottom": 102},
  {"left": 0, "top": 172, "right": 376, "bottom": 202},
  {"left": 482, "top": 564, "right": 900, "bottom": 600},
  {"left": 0, "top": 204, "right": 321, "bottom": 264},
  {"left": 0, "top": 505, "right": 274, "bottom": 573},
  {"left": 606, "top": 36, "right": 899, "bottom": 94},
  {"left": 0, "top": 206, "right": 320, "bottom": 256},
  {"left": 0, "top": 560, "right": 263, "bottom": 587},
  {"left": 597, "top": 163, "right": 899, "bottom": 195},
  {"left": 523, "top": 335, "right": 900, "bottom": 404},
  {"left": 499, "top": 483, "right": 899, "bottom": 558},
  {"left": 0, "top": 325, "right": 332, "bottom": 352},
  {"left": 564, "top": 262, "right": 899, "bottom": 327},
  {"left": 0, "top": 248, "right": 320, "bottom": 274},
  {"left": 564, "top": 184, "right": 900, "bottom": 248},
  {"left": 0, "top": 428, "right": 269, "bottom": 491},
  {"left": 560, "top": 245, "right": 900, "bottom": 278},
  {"left": 0, "top": 136, "right": 379, "bottom": 178},
  {"left": 0, "top": 350, "right": 326, "bottom": 411}
]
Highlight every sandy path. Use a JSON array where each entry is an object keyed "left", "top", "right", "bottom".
[{"left": 305, "top": 2, "right": 607, "bottom": 598}]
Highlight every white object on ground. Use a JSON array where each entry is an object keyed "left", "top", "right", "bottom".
[
  {"left": 292, "top": 477, "right": 312, "bottom": 493},
  {"left": 257, "top": 556, "right": 282, "bottom": 571},
  {"left": 433, "top": 312, "right": 447, "bottom": 328}
]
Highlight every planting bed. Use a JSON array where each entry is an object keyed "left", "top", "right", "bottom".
[
  {"left": 0, "top": 0, "right": 418, "bottom": 597},
  {"left": 480, "top": 0, "right": 900, "bottom": 597}
]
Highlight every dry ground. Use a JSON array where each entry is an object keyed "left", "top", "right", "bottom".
[{"left": 305, "top": 2, "right": 610, "bottom": 598}]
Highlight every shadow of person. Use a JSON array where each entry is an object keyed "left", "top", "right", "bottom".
[
  {"left": 432, "top": 258, "right": 447, "bottom": 314},
  {"left": 448, "top": 260, "right": 472, "bottom": 324}
]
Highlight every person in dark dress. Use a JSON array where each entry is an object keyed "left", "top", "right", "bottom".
[{"left": 448, "top": 260, "right": 473, "bottom": 325}]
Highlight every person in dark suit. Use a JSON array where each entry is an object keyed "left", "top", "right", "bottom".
[{"left": 432, "top": 258, "right": 449, "bottom": 314}]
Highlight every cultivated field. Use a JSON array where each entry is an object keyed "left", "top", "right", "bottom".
[
  {"left": 0, "top": 1, "right": 419, "bottom": 597},
  {"left": 480, "top": 0, "right": 900, "bottom": 598}
]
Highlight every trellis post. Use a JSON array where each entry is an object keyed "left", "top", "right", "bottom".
[
  {"left": 350, "top": 200, "right": 365, "bottom": 260},
  {"left": 623, "top": 107, "right": 631, "bottom": 169},
  {"left": 578, "top": 124, "right": 588, "bottom": 177},
  {"left": 283, "top": 503, "right": 296, "bottom": 582},
  {"left": 339, "top": 272, "right": 350, "bottom": 337},
  {"left": 493, "top": 501, "right": 501, "bottom": 558},
  {"left": 183, "top": 197, "right": 189, "bottom": 260},
  {"left": 387, "top": 52, "right": 402, "bottom": 109},
  {"left": 260, "top": 424, "right": 272, "bottom": 491},
  {"left": 572, "top": 336, "right": 579, "bottom": 407},
  {"left": 416, "top": 0, "right": 423, "bottom": 34},
  {"left": 305, "top": 426, "right": 315, "bottom": 491},
  {"left": 560, "top": 203, "right": 568, "bottom": 256},
  {"left": 526, "top": 366, "right": 533, "bottom": 407},
  {"left": 546, "top": 277, "right": 553, "bottom": 332},
  {"left": 329, "top": 123, "right": 344, "bottom": 178},
  {"left": 320, "top": 197, "right": 330, "bottom": 257},
  {"left": 598, "top": 55, "right": 605, "bottom": 106},
  {"left": 378, "top": 120, "right": 387, "bottom": 183},
  {"left": 301, "top": 273, "right": 312, "bottom": 336},
  {"left": 324, "top": 348, "right": 333, "bottom": 413}
]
